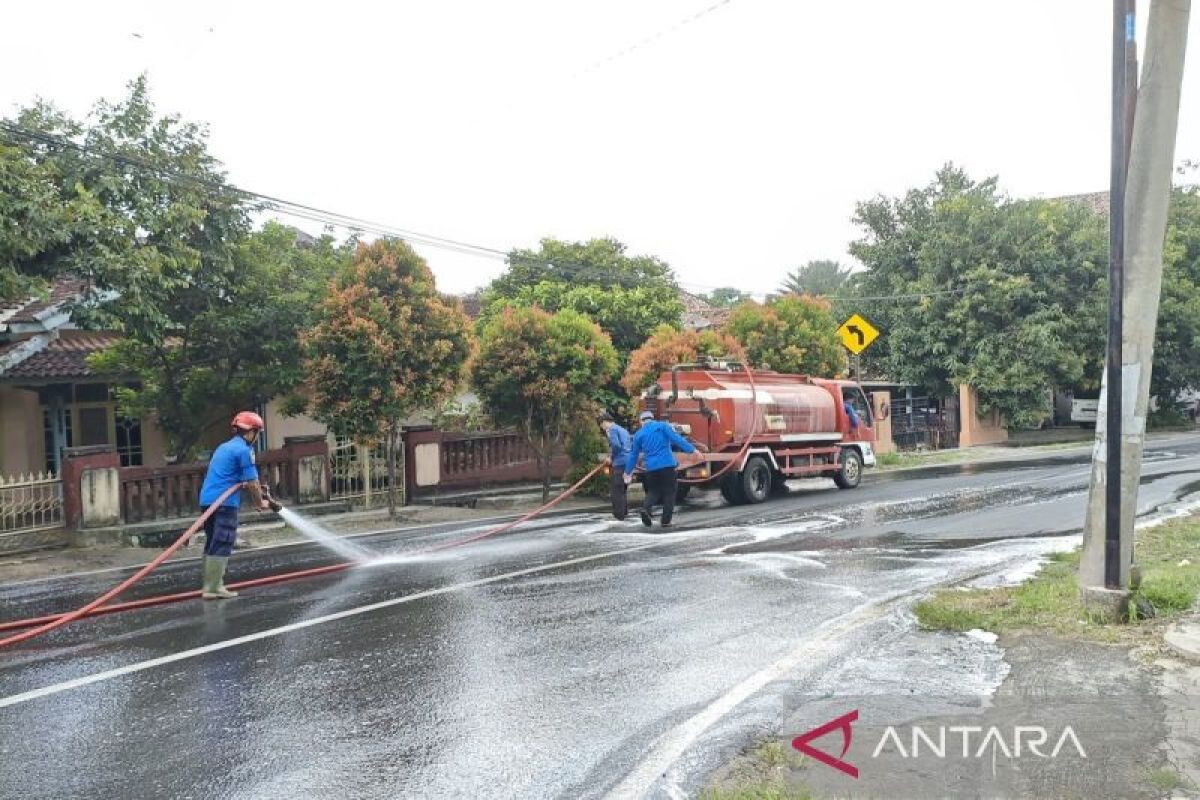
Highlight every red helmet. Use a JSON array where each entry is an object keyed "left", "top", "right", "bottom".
[{"left": 232, "top": 411, "right": 265, "bottom": 431}]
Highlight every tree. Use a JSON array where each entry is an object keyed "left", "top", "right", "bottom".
[
  {"left": 1151, "top": 184, "right": 1200, "bottom": 408},
  {"left": 482, "top": 237, "right": 684, "bottom": 356},
  {"left": 472, "top": 306, "right": 618, "bottom": 500},
  {"left": 90, "top": 221, "right": 352, "bottom": 457},
  {"left": 849, "top": 165, "right": 1107, "bottom": 427},
  {"left": 780, "top": 260, "right": 853, "bottom": 296},
  {"left": 621, "top": 325, "right": 746, "bottom": 396},
  {"left": 723, "top": 294, "right": 846, "bottom": 376},
  {"left": 704, "top": 287, "right": 752, "bottom": 308},
  {"left": 8, "top": 78, "right": 354, "bottom": 456},
  {"left": 0, "top": 143, "right": 104, "bottom": 302},
  {"left": 305, "top": 239, "right": 473, "bottom": 516}
]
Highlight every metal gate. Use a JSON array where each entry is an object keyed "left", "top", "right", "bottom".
[
  {"left": 329, "top": 437, "right": 396, "bottom": 507},
  {"left": 890, "top": 397, "right": 959, "bottom": 450}
]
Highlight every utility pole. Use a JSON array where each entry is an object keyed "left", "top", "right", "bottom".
[
  {"left": 1079, "top": 0, "right": 1191, "bottom": 606},
  {"left": 1104, "top": 0, "right": 1134, "bottom": 590}
]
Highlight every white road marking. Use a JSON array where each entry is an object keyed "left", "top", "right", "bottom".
[
  {"left": 0, "top": 540, "right": 664, "bottom": 710},
  {"left": 605, "top": 601, "right": 891, "bottom": 800}
]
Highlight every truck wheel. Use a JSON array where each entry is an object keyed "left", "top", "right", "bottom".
[
  {"left": 741, "top": 457, "right": 771, "bottom": 504},
  {"left": 720, "top": 472, "right": 747, "bottom": 505},
  {"left": 833, "top": 448, "right": 863, "bottom": 489},
  {"left": 675, "top": 483, "right": 692, "bottom": 503}
]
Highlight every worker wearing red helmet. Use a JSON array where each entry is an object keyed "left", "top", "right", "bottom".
[{"left": 196, "top": 411, "right": 280, "bottom": 600}]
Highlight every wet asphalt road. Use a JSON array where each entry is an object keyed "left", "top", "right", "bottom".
[{"left": 3, "top": 436, "right": 1200, "bottom": 799}]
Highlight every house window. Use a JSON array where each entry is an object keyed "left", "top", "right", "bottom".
[
  {"left": 115, "top": 416, "right": 144, "bottom": 467},
  {"left": 77, "top": 406, "right": 110, "bottom": 447},
  {"left": 42, "top": 407, "right": 74, "bottom": 475}
]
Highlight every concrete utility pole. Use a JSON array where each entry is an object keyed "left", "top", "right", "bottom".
[{"left": 1079, "top": 0, "right": 1191, "bottom": 602}]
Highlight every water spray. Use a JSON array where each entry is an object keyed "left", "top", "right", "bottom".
[{"left": 0, "top": 464, "right": 607, "bottom": 647}]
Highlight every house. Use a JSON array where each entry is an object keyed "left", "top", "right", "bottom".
[
  {"left": 0, "top": 276, "right": 327, "bottom": 478},
  {"left": 680, "top": 291, "right": 731, "bottom": 332}
]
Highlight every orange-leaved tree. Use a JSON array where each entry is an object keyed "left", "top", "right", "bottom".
[
  {"left": 621, "top": 325, "right": 747, "bottom": 396},
  {"left": 305, "top": 239, "right": 473, "bottom": 516}
]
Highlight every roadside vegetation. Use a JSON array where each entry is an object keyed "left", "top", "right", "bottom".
[
  {"left": 915, "top": 512, "right": 1200, "bottom": 643},
  {"left": 701, "top": 741, "right": 811, "bottom": 800}
]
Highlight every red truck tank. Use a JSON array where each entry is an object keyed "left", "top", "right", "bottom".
[{"left": 640, "top": 361, "right": 878, "bottom": 505}]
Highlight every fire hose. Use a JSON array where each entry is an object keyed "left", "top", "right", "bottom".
[{"left": 0, "top": 464, "right": 606, "bottom": 648}]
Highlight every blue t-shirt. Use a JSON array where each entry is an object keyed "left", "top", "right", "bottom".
[
  {"left": 843, "top": 401, "right": 860, "bottom": 430},
  {"left": 607, "top": 424, "right": 632, "bottom": 469},
  {"left": 199, "top": 435, "right": 259, "bottom": 508},
  {"left": 625, "top": 420, "right": 696, "bottom": 475}
]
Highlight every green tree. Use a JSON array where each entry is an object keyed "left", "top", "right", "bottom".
[
  {"left": 472, "top": 306, "right": 618, "bottom": 500},
  {"left": 90, "top": 221, "right": 352, "bottom": 457},
  {"left": 9, "top": 78, "right": 355, "bottom": 456},
  {"left": 305, "top": 239, "right": 473, "bottom": 515},
  {"left": 1153, "top": 184, "right": 1200, "bottom": 407},
  {"left": 482, "top": 237, "right": 684, "bottom": 356},
  {"left": 849, "top": 164, "right": 1107, "bottom": 428},
  {"left": 723, "top": 294, "right": 846, "bottom": 376},
  {"left": 0, "top": 143, "right": 105, "bottom": 302},
  {"left": 780, "top": 259, "right": 853, "bottom": 296},
  {"left": 621, "top": 325, "right": 746, "bottom": 396},
  {"left": 704, "top": 287, "right": 752, "bottom": 308}
]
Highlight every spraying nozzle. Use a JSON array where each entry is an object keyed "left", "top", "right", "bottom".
[{"left": 261, "top": 483, "right": 283, "bottom": 513}]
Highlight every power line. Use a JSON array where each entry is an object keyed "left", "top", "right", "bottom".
[
  {"left": 0, "top": 120, "right": 976, "bottom": 304},
  {"left": 574, "top": 0, "right": 737, "bottom": 78}
]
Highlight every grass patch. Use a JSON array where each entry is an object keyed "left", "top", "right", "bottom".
[
  {"left": 1146, "top": 767, "right": 1191, "bottom": 793},
  {"left": 699, "top": 787, "right": 812, "bottom": 800},
  {"left": 914, "top": 513, "right": 1200, "bottom": 642},
  {"left": 875, "top": 449, "right": 972, "bottom": 471},
  {"left": 702, "top": 740, "right": 811, "bottom": 800}
]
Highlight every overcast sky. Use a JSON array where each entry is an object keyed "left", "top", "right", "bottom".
[{"left": 3, "top": 1, "right": 1197, "bottom": 297}]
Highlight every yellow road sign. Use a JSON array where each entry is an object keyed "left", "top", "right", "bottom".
[{"left": 837, "top": 313, "right": 880, "bottom": 355}]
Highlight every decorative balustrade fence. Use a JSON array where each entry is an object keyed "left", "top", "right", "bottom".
[{"left": 0, "top": 471, "right": 64, "bottom": 535}]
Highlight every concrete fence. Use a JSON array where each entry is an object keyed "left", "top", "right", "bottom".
[
  {"left": 403, "top": 427, "right": 569, "bottom": 499},
  {"left": 59, "top": 436, "right": 333, "bottom": 530}
]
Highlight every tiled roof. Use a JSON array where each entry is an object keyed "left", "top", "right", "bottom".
[
  {"left": 3, "top": 276, "right": 90, "bottom": 327},
  {"left": 1054, "top": 191, "right": 1109, "bottom": 216},
  {"left": 680, "top": 291, "right": 730, "bottom": 331},
  {"left": 458, "top": 293, "right": 483, "bottom": 320},
  {"left": 3, "top": 331, "right": 121, "bottom": 381}
]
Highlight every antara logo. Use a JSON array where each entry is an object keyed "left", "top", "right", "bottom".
[
  {"left": 791, "top": 710, "right": 859, "bottom": 778},
  {"left": 792, "top": 710, "right": 1088, "bottom": 779}
]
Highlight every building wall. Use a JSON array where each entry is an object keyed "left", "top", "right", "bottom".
[
  {"left": 265, "top": 399, "right": 329, "bottom": 449},
  {"left": 959, "top": 384, "right": 1009, "bottom": 447},
  {"left": 140, "top": 413, "right": 169, "bottom": 467},
  {"left": 0, "top": 387, "right": 43, "bottom": 476}
]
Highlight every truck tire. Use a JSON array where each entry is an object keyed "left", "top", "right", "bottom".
[
  {"left": 720, "top": 472, "right": 747, "bottom": 505},
  {"left": 833, "top": 448, "right": 863, "bottom": 489},
  {"left": 741, "top": 456, "right": 771, "bottom": 504},
  {"left": 675, "top": 483, "right": 692, "bottom": 503}
]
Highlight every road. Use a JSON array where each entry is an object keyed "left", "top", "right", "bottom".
[{"left": 2, "top": 436, "right": 1200, "bottom": 799}]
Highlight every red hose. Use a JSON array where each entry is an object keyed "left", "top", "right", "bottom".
[
  {"left": 678, "top": 363, "right": 760, "bottom": 485},
  {"left": 0, "top": 483, "right": 242, "bottom": 648},
  {"left": 0, "top": 464, "right": 606, "bottom": 644}
]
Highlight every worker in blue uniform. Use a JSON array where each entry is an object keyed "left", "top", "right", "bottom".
[
  {"left": 623, "top": 410, "right": 696, "bottom": 529},
  {"left": 599, "top": 411, "right": 632, "bottom": 520},
  {"left": 197, "top": 411, "right": 280, "bottom": 600}
]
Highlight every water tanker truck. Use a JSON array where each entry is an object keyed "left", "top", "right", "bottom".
[{"left": 640, "top": 360, "right": 878, "bottom": 505}]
